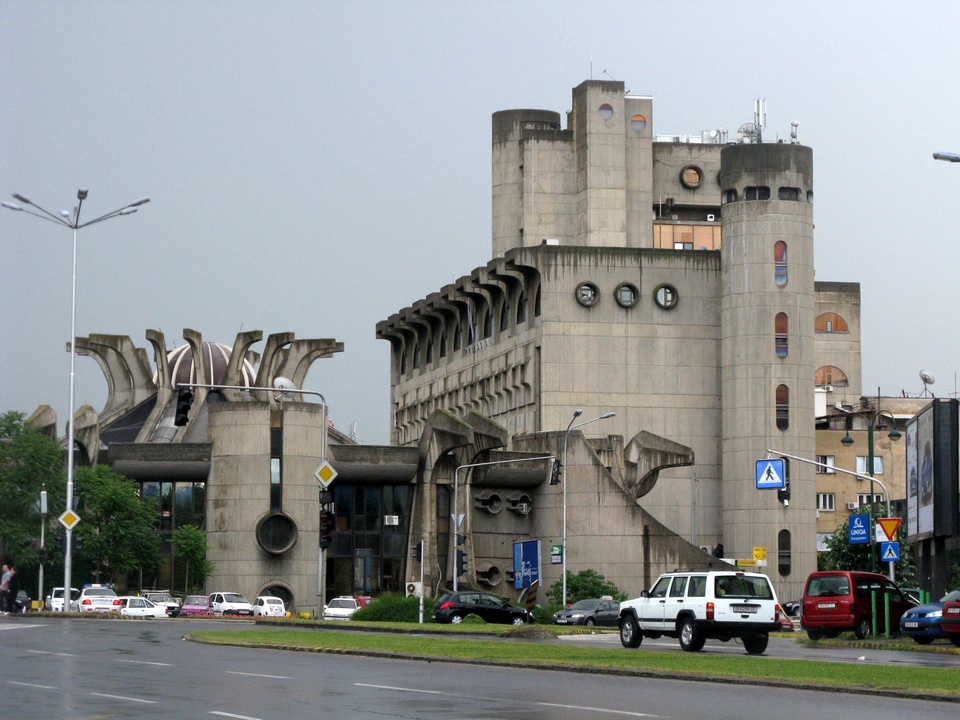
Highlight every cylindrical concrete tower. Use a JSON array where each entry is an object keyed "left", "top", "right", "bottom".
[{"left": 719, "top": 143, "right": 817, "bottom": 600}]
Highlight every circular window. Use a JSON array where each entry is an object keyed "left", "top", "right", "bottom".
[
  {"left": 614, "top": 283, "right": 639, "bottom": 308},
  {"left": 631, "top": 114, "right": 647, "bottom": 131},
  {"left": 654, "top": 283, "right": 679, "bottom": 309},
  {"left": 599, "top": 103, "right": 614, "bottom": 120},
  {"left": 255, "top": 513, "right": 298, "bottom": 555},
  {"left": 575, "top": 282, "right": 600, "bottom": 307},
  {"left": 680, "top": 166, "right": 702, "bottom": 189}
]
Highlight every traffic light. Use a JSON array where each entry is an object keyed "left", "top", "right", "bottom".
[
  {"left": 56, "top": 534, "right": 66, "bottom": 554},
  {"left": 411, "top": 540, "right": 423, "bottom": 563},
  {"left": 777, "top": 482, "right": 791, "bottom": 506},
  {"left": 549, "top": 459, "right": 562, "bottom": 485},
  {"left": 174, "top": 387, "right": 194, "bottom": 426},
  {"left": 456, "top": 549, "right": 468, "bottom": 577},
  {"left": 73, "top": 534, "right": 84, "bottom": 553},
  {"left": 319, "top": 509, "right": 335, "bottom": 549}
]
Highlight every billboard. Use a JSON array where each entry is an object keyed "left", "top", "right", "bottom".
[{"left": 906, "top": 399, "right": 959, "bottom": 541}]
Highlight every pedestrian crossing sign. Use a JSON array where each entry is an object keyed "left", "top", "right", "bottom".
[
  {"left": 880, "top": 542, "right": 900, "bottom": 562},
  {"left": 755, "top": 458, "right": 785, "bottom": 489}
]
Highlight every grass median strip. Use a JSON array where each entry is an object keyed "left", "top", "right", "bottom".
[{"left": 187, "top": 628, "right": 960, "bottom": 698}]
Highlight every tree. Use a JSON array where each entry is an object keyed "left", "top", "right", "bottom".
[
  {"left": 173, "top": 524, "right": 214, "bottom": 594},
  {"left": 817, "top": 509, "right": 916, "bottom": 586},
  {"left": 547, "top": 569, "right": 626, "bottom": 605},
  {"left": 0, "top": 411, "right": 65, "bottom": 573},
  {"left": 72, "top": 465, "right": 162, "bottom": 583}
]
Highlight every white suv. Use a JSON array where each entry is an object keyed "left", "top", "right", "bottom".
[{"left": 619, "top": 569, "right": 780, "bottom": 655}]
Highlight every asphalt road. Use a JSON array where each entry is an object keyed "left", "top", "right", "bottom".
[{"left": 2, "top": 617, "right": 957, "bottom": 720}]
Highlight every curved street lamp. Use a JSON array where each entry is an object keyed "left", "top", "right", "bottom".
[
  {"left": 3, "top": 189, "right": 149, "bottom": 607},
  {"left": 561, "top": 409, "right": 615, "bottom": 606}
]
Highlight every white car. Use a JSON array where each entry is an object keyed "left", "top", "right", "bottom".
[
  {"left": 116, "top": 596, "right": 169, "bottom": 618},
  {"left": 322, "top": 596, "right": 364, "bottom": 621},
  {"left": 45, "top": 587, "right": 79, "bottom": 612},
  {"left": 254, "top": 596, "right": 286, "bottom": 617},
  {"left": 70, "top": 584, "right": 119, "bottom": 613},
  {"left": 208, "top": 592, "right": 254, "bottom": 617},
  {"left": 141, "top": 590, "right": 180, "bottom": 617}
]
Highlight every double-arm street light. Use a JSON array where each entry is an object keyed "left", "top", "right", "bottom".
[
  {"left": 562, "top": 409, "right": 615, "bottom": 607},
  {"left": 3, "top": 189, "right": 149, "bottom": 605}
]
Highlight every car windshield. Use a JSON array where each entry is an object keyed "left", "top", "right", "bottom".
[
  {"left": 223, "top": 593, "right": 248, "bottom": 603},
  {"left": 715, "top": 575, "right": 773, "bottom": 599},
  {"left": 570, "top": 600, "right": 600, "bottom": 610},
  {"left": 327, "top": 598, "right": 356, "bottom": 609},
  {"left": 148, "top": 593, "right": 173, "bottom": 602},
  {"left": 185, "top": 596, "right": 209, "bottom": 605}
]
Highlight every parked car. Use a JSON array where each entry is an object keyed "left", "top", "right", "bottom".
[
  {"left": 432, "top": 591, "right": 532, "bottom": 625},
  {"left": 254, "top": 596, "right": 286, "bottom": 617},
  {"left": 552, "top": 598, "right": 619, "bottom": 626},
  {"left": 618, "top": 569, "right": 780, "bottom": 655},
  {"left": 180, "top": 595, "right": 214, "bottom": 617},
  {"left": 321, "top": 596, "right": 366, "bottom": 621},
  {"left": 208, "top": 592, "right": 254, "bottom": 617},
  {"left": 45, "top": 587, "right": 79, "bottom": 612},
  {"left": 116, "top": 596, "right": 170, "bottom": 618},
  {"left": 800, "top": 570, "right": 916, "bottom": 640},
  {"left": 141, "top": 590, "right": 180, "bottom": 617},
  {"left": 940, "top": 597, "right": 960, "bottom": 644},
  {"left": 899, "top": 588, "right": 960, "bottom": 644},
  {"left": 70, "top": 584, "right": 119, "bottom": 613}
]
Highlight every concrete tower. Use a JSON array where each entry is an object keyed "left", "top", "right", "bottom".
[{"left": 719, "top": 143, "right": 817, "bottom": 598}]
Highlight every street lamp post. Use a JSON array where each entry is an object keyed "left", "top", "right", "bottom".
[
  {"left": 562, "top": 410, "right": 615, "bottom": 607},
  {"left": 3, "top": 190, "right": 149, "bottom": 607}
]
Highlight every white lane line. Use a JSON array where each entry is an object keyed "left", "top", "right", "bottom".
[
  {"left": 114, "top": 658, "right": 173, "bottom": 666},
  {"left": 26, "top": 649, "right": 76, "bottom": 657},
  {"left": 90, "top": 691, "right": 157, "bottom": 704},
  {"left": 354, "top": 683, "right": 449, "bottom": 695},
  {"left": 0, "top": 624, "right": 49, "bottom": 630},
  {"left": 225, "top": 670, "right": 293, "bottom": 679},
  {"left": 537, "top": 701, "right": 664, "bottom": 717},
  {"left": 9, "top": 681, "right": 56, "bottom": 689},
  {"left": 210, "top": 712, "right": 266, "bottom": 719}
]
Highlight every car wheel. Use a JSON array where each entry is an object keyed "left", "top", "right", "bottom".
[
  {"left": 913, "top": 636, "right": 934, "bottom": 645},
  {"left": 678, "top": 618, "right": 705, "bottom": 652},
  {"left": 854, "top": 616, "right": 872, "bottom": 640},
  {"left": 806, "top": 629, "right": 824, "bottom": 640},
  {"left": 743, "top": 632, "right": 768, "bottom": 655},
  {"left": 619, "top": 615, "right": 642, "bottom": 648},
  {"left": 512, "top": 616, "right": 526, "bottom": 626},
  {"left": 450, "top": 614, "right": 464, "bottom": 624},
  {"left": 584, "top": 618, "right": 595, "bottom": 627}
]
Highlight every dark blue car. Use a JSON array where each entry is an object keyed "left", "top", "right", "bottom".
[{"left": 899, "top": 588, "right": 960, "bottom": 644}]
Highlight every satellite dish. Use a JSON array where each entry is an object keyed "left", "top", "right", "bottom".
[
  {"left": 920, "top": 370, "right": 936, "bottom": 386},
  {"left": 273, "top": 376, "right": 297, "bottom": 400}
]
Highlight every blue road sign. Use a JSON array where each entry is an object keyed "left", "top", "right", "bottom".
[
  {"left": 755, "top": 459, "right": 785, "bottom": 489},
  {"left": 513, "top": 539, "right": 541, "bottom": 589},
  {"left": 848, "top": 513, "right": 870, "bottom": 544},
  {"left": 880, "top": 542, "right": 900, "bottom": 562}
]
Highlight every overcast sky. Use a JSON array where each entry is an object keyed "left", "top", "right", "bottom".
[{"left": 2, "top": 1, "right": 959, "bottom": 445}]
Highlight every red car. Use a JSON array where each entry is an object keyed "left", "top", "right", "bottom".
[
  {"left": 179, "top": 594, "right": 214, "bottom": 616},
  {"left": 941, "top": 598, "right": 960, "bottom": 645}
]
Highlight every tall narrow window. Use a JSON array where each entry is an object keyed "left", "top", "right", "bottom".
[
  {"left": 774, "top": 241, "right": 787, "bottom": 287},
  {"left": 516, "top": 291, "right": 526, "bottom": 324},
  {"left": 438, "top": 332, "right": 447, "bottom": 359},
  {"left": 482, "top": 310, "right": 493, "bottom": 339},
  {"left": 775, "top": 312, "right": 788, "bottom": 358},
  {"left": 775, "top": 385, "right": 789, "bottom": 431},
  {"left": 778, "top": 529, "right": 792, "bottom": 576},
  {"left": 500, "top": 300, "right": 510, "bottom": 332},
  {"left": 425, "top": 339, "right": 433, "bottom": 364},
  {"left": 534, "top": 286, "right": 542, "bottom": 317},
  {"left": 270, "top": 427, "right": 282, "bottom": 513},
  {"left": 412, "top": 343, "right": 420, "bottom": 369}
]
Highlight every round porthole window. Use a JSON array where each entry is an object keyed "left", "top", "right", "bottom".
[
  {"left": 631, "top": 114, "right": 647, "bottom": 131},
  {"left": 680, "top": 165, "right": 702, "bottom": 189},
  {"left": 614, "top": 283, "right": 639, "bottom": 308},
  {"left": 654, "top": 283, "right": 679, "bottom": 309},
  {"left": 575, "top": 282, "right": 600, "bottom": 307},
  {"left": 599, "top": 103, "right": 614, "bottom": 120},
  {"left": 256, "top": 513, "right": 298, "bottom": 555}
]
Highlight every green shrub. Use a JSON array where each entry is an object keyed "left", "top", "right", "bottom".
[
  {"left": 546, "top": 569, "right": 626, "bottom": 605},
  {"left": 461, "top": 613, "right": 486, "bottom": 624},
  {"left": 351, "top": 592, "right": 435, "bottom": 623},
  {"left": 532, "top": 603, "right": 562, "bottom": 625}
]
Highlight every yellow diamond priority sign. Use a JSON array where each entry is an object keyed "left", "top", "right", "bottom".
[
  {"left": 58, "top": 509, "right": 81, "bottom": 530},
  {"left": 314, "top": 460, "right": 338, "bottom": 488}
]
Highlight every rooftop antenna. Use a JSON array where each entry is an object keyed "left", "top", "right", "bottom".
[
  {"left": 736, "top": 98, "right": 765, "bottom": 144},
  {"left": 790, "top": 121, "right": 799, "bottom": 144},
  {"left": 919, "top": 369, "right": 936, "bottom": 398}
]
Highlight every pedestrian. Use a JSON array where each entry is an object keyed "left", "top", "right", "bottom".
[
  {"left": 6, "top": 566, "right": 20, "bottom": 613},
  {"left": 0, "top": 563, "right": 10, "bottom": 614}
]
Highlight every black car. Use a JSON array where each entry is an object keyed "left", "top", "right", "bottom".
[
  {"left": 432, "top": 591, "right": 533, "bottom": 625},
  {"left": 552, "top": 598, "right": 619, "bottom": 626}
]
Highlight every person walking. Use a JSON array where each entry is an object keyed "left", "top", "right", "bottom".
[
  {"left": 6, "top": 566, "right": 20, "bottom": 613},
  {"left": 0, "top": 563, "right": 10, "bottom": 614}
]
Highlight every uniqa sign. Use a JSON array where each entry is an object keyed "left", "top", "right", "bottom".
[{"left": 848, "top": 513, "right": 870, "bottom": 544}]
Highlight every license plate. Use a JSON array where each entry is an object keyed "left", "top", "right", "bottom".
[
  {"left": 817, "top": 602, "right": 836, "bottom": 609},
  {"left": 731, "top": 605, "right": 757, "bottom": 614},
  {"left": 948, "top": 608, "right": 960, "bottom": 615},
  {"left": 904, "top": 621, "right": 919, "bottom": 628},
  {"left": 556, "top": 619, "right": 569, "bottom": 624}
]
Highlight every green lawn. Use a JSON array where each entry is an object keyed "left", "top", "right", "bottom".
[{"left": 187, "top": 627, "right": 960, "bottom": 698}]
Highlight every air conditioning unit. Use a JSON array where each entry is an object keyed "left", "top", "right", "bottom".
[
  {"left": 823, "top": 385, "right": 834, "bottom": 392},
  {"left": 383, "top": 515, "right": 399, "bottom": 526},
  {"left": 405, "top": 581, "right": 423, "bottom": 598},
  {"left": 846, "top": 502, "right": 858, "bottom": 510},
  {"left": 706, "top": 213, "right": 716, "bottom": 222}
]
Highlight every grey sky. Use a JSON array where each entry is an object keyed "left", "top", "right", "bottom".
[{"left": 2, "top": 1, "right": 959, "bottom": 445}]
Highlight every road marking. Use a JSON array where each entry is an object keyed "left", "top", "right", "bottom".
[
  {"left": 9, "top": 681, "right": 56, "bottom": 689},
  {"left": 210, "top": 712, "right": 267, "bottom": 720},
  {"left": 537, "top": 701, "right": 664, "bottom": 717},
  {"left": 114, "top": 658, "right": 173, "bottom": 666},
  {"left": 354, "top": 683, "right": 448, "bottom": 695},
  {"left": 225, "top": 670, "right": 293, "bottom": 679},
  {"left": 27, "top": 649, "right": 76, "bottom": 657},
  {"left": 90, "top": 692, "right": 157, "bottom": 704},
  {"left": 0, "top": 623, "right": 49, "bottom": 631}
]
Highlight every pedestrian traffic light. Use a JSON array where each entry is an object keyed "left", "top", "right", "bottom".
[
  {"left": 777, "top": 482, "right": 791, "bottom": 506},
  {"left": 411, "top": 540, "right": 423, "bottom": 563},
  {"left": 174, "top": 387, "right": 194, "bottom": 426},
  {"left": 549, "top": 459, "right": 562, "bottom": 485},
  {"left": 319, "top": 509, "right": 335, "bottom": 549},
  {"left": 456, "top": 548, "right": 467, "bottom": 577}
]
